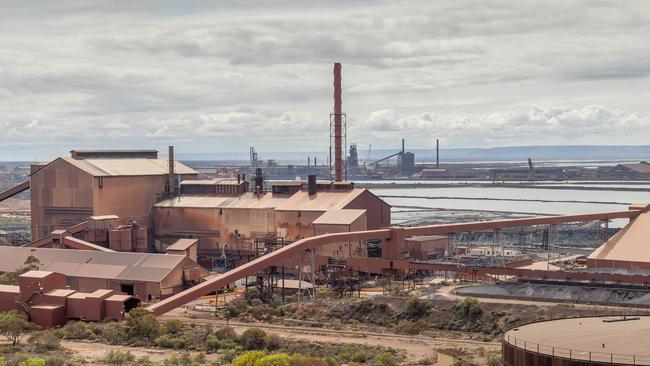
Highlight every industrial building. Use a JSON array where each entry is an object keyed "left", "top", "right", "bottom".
[
  {"left": 0, "top": 270, "right": 139, "bottom": 328},
  {"left": 502, "top": 316, "right": 650, "bottom": 365},
  {"left": 587, "top": 208, "right": 650, "bottom": 270},
  {"left": 0, "top": 246, "right": 206, "bottom": 300},
  {"left": 29, "top": 149, "right": 198, "bottom": 241}
]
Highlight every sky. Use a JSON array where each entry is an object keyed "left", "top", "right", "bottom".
[{"left": 1, "top": 0, "right": 650, "bottom": 160}]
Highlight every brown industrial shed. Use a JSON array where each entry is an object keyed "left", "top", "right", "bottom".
[
  {"left": 152, "top": 187, "right": 390, "bottom": 259},
  {"left": 0, "top": 247, "right": 206, "bottom": 300},
  {"left": 30, "top": 149, "right": 198, "bottom": 241}
]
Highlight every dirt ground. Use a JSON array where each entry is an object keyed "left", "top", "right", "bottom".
[{"left": 161, "top": 307, "right": 500, "bottom": 363}]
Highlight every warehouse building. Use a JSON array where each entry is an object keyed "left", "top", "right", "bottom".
[
  {"left": 0, "top": 246, "right": 206, "bottom": 300},
  {"left": 29, "top": 149, "right": 198, "bottom": 241}
]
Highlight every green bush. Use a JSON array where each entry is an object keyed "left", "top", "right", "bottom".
[
  {"left": 98, "top": 322, "right": 128, "bottom": 345},
  {"left": 373, "top": 352, "right": 398, "bottom": 366},
  {"left": 161, "top": 319, "right": 182, "bottom": 334},
  {"left": 253, "top": 353, "right": 291, "bottom": 366},
  {"left": 28, "top": 330, "right": 60, "bottom": 351},
  {"left": 264, "top": 334, "right": 282, "bottom": 350},
  {"left": 453, "top": 298, "right": 482, "bottom": 320},
  {"left": 126, "top": 308, "right": 160, "bottom": 342},
  {"left": 62, "top": 321, "right": 96, "bottom": 340},
  {"left": 103, "top": 350, "right": 135, "bottom": 366},
  {"left": 213, "top": 326, "right": 237, "bottom": 341},
  {"left": 232, "top": 351, "right": 267, "bottom": 366},
  {"left": 240, "top": 328, "right": 267, "bottom": 350},
  {"left": 18, "top": 358, "right": 45, "bottom": 366},
  {"left": 402, "top": 299, "right": 431, "bottom": 320}
]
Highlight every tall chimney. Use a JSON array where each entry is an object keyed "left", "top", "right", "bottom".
[
  {"left": 314, "top": 157, "right": 317, "bottom": 166},
  {"left": 436, "top": 139, "right": 440, "bottom": 169},
  {"left": 333, "top": 63, "right": 343, "bottom": 182},
  {"left": 308, "top": 175, "right": 317, "bottom": 196},
  {"left": 308, "top": 157, "right": 311, "bottom": 167},
  {"left": 168, "top": 146, "right": 175, "bottom": 196},
  {"left": 402, "top": 138, "right": 405, "bottom": 153}
]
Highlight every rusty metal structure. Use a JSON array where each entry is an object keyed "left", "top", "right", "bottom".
[
  {"left": 147, "top": 208, "right": 644, "bottom": 315},
  {"left": 331, "top": 62, "right": 346, "bottom": 182}
]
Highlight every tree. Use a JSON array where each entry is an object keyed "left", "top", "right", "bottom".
[
  {"left": 0, "top": 256, "right": 41, "bottom": 285},
  {"left": 0, "top": 310, "right": 37, "bottom": 347},
  {"left": 126, "top": 308, "right": 160, "bottom": 341}
]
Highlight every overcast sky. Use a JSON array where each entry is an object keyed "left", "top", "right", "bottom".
[{"left": 1, "top": 0, "right": 650, "bottom": 160}]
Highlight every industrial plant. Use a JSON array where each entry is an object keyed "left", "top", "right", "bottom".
[{"left": 1, "top": 63, "right": 650, "bottom": 366}]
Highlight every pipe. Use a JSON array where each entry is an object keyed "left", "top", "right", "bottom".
[
  {"left": 168, "top": 146, "right": 175, "bottom": 196},
  {"left": 333, "top": 63, "right": 343, "bottom": 182},
  {"left": 436, "top": 139, "right": 439, "bottom": 169}
]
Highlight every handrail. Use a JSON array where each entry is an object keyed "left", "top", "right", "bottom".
[{"left": 505, "top": 333, "right": 650, "bottom": 364}]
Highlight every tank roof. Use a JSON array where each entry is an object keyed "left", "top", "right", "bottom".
[{"left": 504, "top": 316, "right": 650, "bottom": 362}]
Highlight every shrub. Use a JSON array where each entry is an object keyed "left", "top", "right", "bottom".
[
  {"left": 392, "top": 321, "right": 423, "bottom": 335},
  {"left": 214, "top": 326, "right": 237, "bottom": 340},
  {"left": 62, "top": 321, "right": 96, "bottom": 340},
  {"left": 453, "top": 298, "right": 482, "bottom": 319},
  {"left": 103, "top": 350, "right": 135, "bottom": 366},
  {"left": 98, "top": 322, "right": 128, "bottom": 344},
  {"left": 253, "top": 353, "right": 291, "bottom": 366},
  {"left": 402, "top": 299, "right": 431, "bottom": 320},
  {"left": 18, "top": 358, "right": 45, "bottom": 366},
  {"left": 43, "top": 356, "right": 66, "bottom": 366},
  {"left": 161, "top": 319, "right": 182, "bottom": 335},
  {"left": 232, "top": 351, "right": 267, "bottom": 366},
  {"left": 126, "top": 308, "right": 160, "bottom": 342},
  {"left": 240, "top": 328, "right": 267, "bottom": 350},
  {"left": 28, "top": 330, "right": 60, "bottom": 351},
  {"left": 289, "top": 354, "right": 335, "bottom": 366},
  {"left": 373, "top": 352, "right": 398, "bottom": 366},
  {"left": 264, "top": 333, "right": 282, "bottom": 350},
  {"left": 0, "top": 310, "right": 37, "bottom": 346}
]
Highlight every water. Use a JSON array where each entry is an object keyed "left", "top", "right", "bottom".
[{"left": 366, "top": 183, "right": 650, "bottom": 228}]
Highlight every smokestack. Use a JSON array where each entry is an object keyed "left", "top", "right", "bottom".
[
  {"left": 333, "top": 62, "right": 343, "bottom": 182},
  {"left": 436, "top": 139, "right": 440, "bottom": 169},
  {"left": 168, "top": 146, "right": 175, "bottom": 196},
  {"left": 308, "top": 157, "right": 311, "bottom": 167},
  {"left": 254, "top": 168, "right": 263, "bottom": 196},
  {"left": 314, "top": 157, "right": 317, "bottom": 166},
  {"left": 308, "top": 175, "right": 317, "bottom": 196},
  {"left": 402, "top": 139, "right": 405, "bottom": 153}
]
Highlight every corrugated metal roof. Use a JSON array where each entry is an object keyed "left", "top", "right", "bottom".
[
  {"left": 275, "top": 189, "right": 365, "bottom": 212},
  {"left": 588, "top": 211, "right": 650, "bottom": 262},
  {"left": 0, "top": 247, "right": 189, "bottom": 282},
  {"left": 312, "top": 209, "right": 366, "bottom": 225},
  {"left": 155, "top": 192, "right": 289, "bottom": 210},
  {"left": 166, "top": 239, "right": 198, "bottom": 251},
  {"left": 61, "top": 157, "right": 197, "bottom": 177}
]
